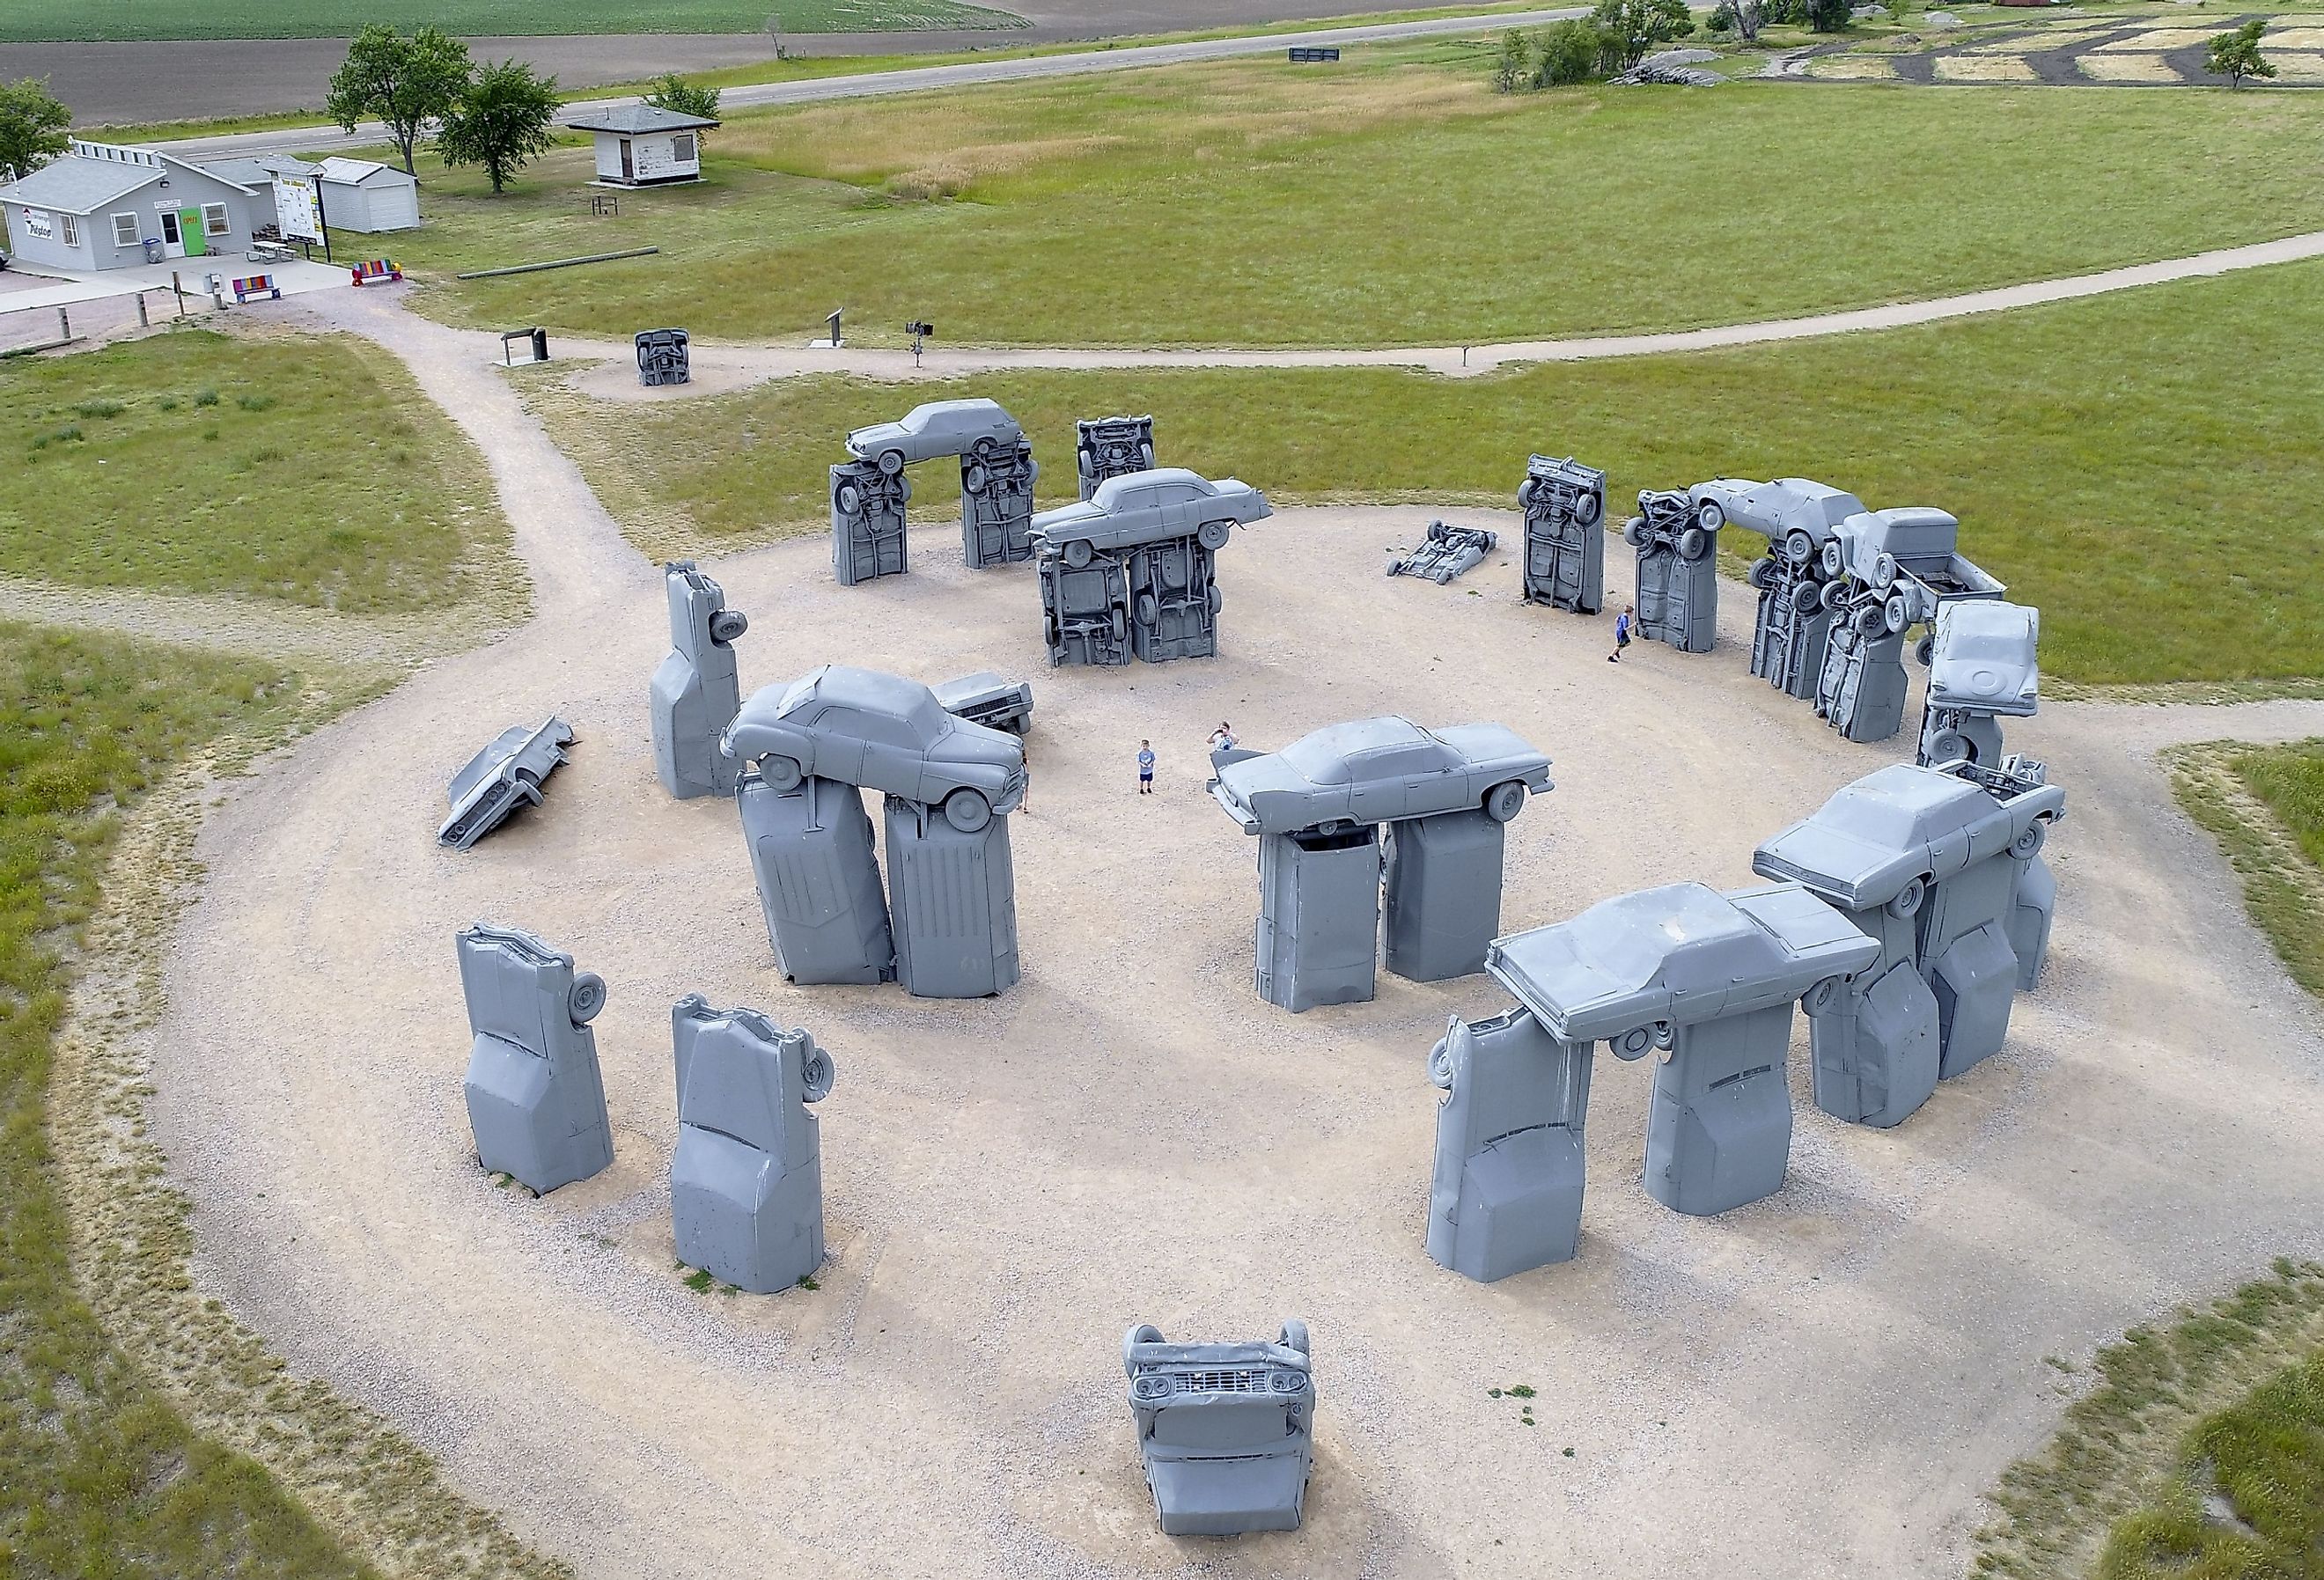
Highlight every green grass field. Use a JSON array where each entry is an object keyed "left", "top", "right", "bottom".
[
  {"left": 535, "top": 253, "right": 2324, "bottom": 688},
  {"left": 0, "top": 621, "right": 373, "bottom": 1579},
  {"left": 395, "top": 52, "right": 2324, "bottom": 348},
  {"left": 0, "top": 0, "right": 1022, "bottom": 42},
  {"left": 2172, "top": 739, "right": 2324, "bottom": 998},
  {"left": 0, "top": 329, "right": 513, "bottom": 614}
]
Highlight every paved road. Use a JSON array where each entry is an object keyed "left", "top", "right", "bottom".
[{"left": 157, "top": 9, "right": 1584, "bottom": 162}]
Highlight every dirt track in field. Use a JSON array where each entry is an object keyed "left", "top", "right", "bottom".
[{"left": 121, "top": 286, "right": 2324, "bottom": 1579}]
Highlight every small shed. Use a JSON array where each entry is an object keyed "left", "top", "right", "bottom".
[
  {"left": 568, "top": 104, "right": 719, "bottom": 187},
  {"left": 313, "top": 158, "right": 421, "bottom": 233}
]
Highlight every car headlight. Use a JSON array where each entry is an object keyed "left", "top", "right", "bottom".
[
  {"left": 1270, "top": 1371, "right": 1306, "bottom": 1393},
  {"left": 1132, "top": 1374, "right": 1173, "bottom": 1400}
]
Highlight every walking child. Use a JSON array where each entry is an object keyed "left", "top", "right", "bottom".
[
  {"left": 1609, "top": 604, "right": 1634, "bottom": 663},
  {"left": 1137, "top": 739, "right": 1155, "bottom": 793}
]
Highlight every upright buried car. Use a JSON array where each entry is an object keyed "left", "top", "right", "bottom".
[
  {"left": 1210, "top": 716, "right": 1551, "bottom": 836},
  {"left": 845, "top": 398, "right": 1025, "bottom": 475},
  {"left": 721, "top": 665, "right": 1026, "bottom": 832},
  {"left": 1689, "top": 476, "right": 1867, "bottom": 569},
  {"left": 1123, "top": 1319, "right": 1315, "bottom": 1535},
  {"left": 1030, "top": 467, "right": 1271, "bottom": 567}
]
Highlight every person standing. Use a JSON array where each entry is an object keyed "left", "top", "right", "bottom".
[
  {"left": 1209, "top": 722, "right": 1237, "bottom": 752},
  {"left": 1609, "top": 605, "right": 1634, "bottom": 664},
  {"left": 1137, "top": 739, "right": 1156, "bottom": 794}
]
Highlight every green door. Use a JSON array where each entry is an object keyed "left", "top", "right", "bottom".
[{"left": 180, "top": 208, "right": 205, "bottom": 257}]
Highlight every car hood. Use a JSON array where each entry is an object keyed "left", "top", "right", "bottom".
[{"left": 844, "top": 421, "right": 909, "bottom": 458}]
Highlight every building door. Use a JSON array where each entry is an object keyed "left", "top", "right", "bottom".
[
  {"left": 619, "top": 138, "right": 634, "bottom": 180},
  {"left": 154, "top": 205, "right": 185, "bottom": 258},
  {"left": 180, "top": 207, "right": 207, "bottom": 257}
]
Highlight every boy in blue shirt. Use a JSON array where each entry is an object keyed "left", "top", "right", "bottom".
[
  {"left": 1137, "top": 740, "right": 1155, "bottom": 793},
  {"left": 1609, "top": 605, "right": 1634, "bottom": 663}
]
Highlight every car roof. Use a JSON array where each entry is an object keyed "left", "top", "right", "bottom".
[
  {"left": 903, "top": 398, "right": 1007, "bottom": 428},
  {"left": 1091, "top": 467, "right": 1210, "bottom": 506},
  {"left": 786, "top": 664, "right": 941, "bottom": 719}
]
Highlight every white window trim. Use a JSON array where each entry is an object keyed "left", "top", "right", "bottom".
[
  {"left": 201, "top": 201, "right": 231, "bottom": 237},
  {"left": 111, "top": 210, "right": 139, "bottom": 246},
  {"left": 59, "top": 212, "right": 78, "bottom": 247}
]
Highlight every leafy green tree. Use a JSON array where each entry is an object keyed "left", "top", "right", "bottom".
[
  {"left": 2206, "top": 18, "right": 2276, "bottom": 86},
  {"left": 1591, "top": 0, "right": 1695, "bottom": 68},
  {"left": 436, "top": 60, "right": 561, "bottom": 195},
  {"left": 326, "top": 25, "right": 473, "bottom": 177},
  {"left": 1493, "top": 28, "right": 1535, "bottom": 92},
  {"left": 0, "top": 77, "right": 70, "bottom": 184},
  {"left": 643, "top": 73, "right": 721, "bottom": 128},
  {"left": 1806, "top": 0, "right": 1852, "bottom": 33},
  {"left": 1534, "top": 19, "right": 1607, "bottom": 85}
]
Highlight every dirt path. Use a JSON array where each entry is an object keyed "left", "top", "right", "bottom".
[
  {"left": 548, "top": 226, "right": 2324, "bottom": 399},
  {"left": 130, "top": 293, "right": 2324, "bottom": 1580},
  {"left": 0, "top": 572, "right": 474, "bottom": 668}
]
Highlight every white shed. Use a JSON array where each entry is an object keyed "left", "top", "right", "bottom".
[
  {"left": 567, "top": 104, "right": 719, "bottom": 187},
  {"left": 313, "top": 158, "right": 420, "bottom": 233}
]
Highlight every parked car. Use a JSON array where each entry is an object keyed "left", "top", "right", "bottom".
[
  {"left": 845, "top": 398, "right": 1024, "bottom": 474},
  {"left": 1688, "top": 477, "right": 1866, "bottom": 569},
  {"left": 1210, "top": 716, "right": 1550, "bottom": 836},
  {"left": 722, "top": 665, "right": 1026, "bottom": 832},
  {"left": 1031, "top": 468, "right": 1271, "bottom": 567}
]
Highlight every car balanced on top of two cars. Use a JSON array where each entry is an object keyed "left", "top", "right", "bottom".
[
  {"left": 1030, "top": 468, "right": 1273, "bottom": 567},
  {"left": 1210, "top": 717, "right": 1552, "bottom": 838}
]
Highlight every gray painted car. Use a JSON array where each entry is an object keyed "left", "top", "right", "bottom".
[
  {"left": 845, "top": 398, "right": 1024, "bottom": 474},
  {"left": 1030, "top": 468, "right": 1271, "bottom": 567},
  {"left": 722, "top": 665, "right": 1026, "bottom": 832},
  {"left": 1688, "top": 476, "right": 1867, "bottom": 569},
  {"left": 1210, "top": 716, "right": 1551, "bottom": 836}
]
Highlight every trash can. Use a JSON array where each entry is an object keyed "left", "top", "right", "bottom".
[
  {"left": 531, "top": 327, "right": 550, "bottom": 363},
  {"left": 143, "top": 238, "right": 164, "bottom": 264}
]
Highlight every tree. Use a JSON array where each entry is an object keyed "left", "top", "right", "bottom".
[
  {"left": 1806, "top": 0, "right": 1851, "bottom": 33},
  {"left": 436, "top": 60, "right": 561, "bottom": 195},
  {"left": 643, "top": 73, "right": 720, "bottom": 129},
  {"left": 1730, "top": 0, "right": 1766, "bottom": 44},
  {"left": 1533, "top": 19, "right": 1605, "bottom": 85},
  {"left": 2206, "top": 18, "right": 2276, "bottom": 87},
  {"left": 1493, "top": 27, "right": 1535, "bottom": 92},
  {"left": 1591, "top": 0, "right": 1695, "bottom": 67},
  {"left": 0, "top": 77, "right": 70, "bottom": 185},
  {"left": 326, "top": 25, "right": 473, "bottom": 177}
]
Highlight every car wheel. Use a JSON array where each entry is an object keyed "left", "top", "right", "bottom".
[
  {"left": 1196, "top": 519, "right": 1232, "bottom": 551},
  {"left": 1916, "top": 633, "right": 1937, "bottom": 666},
  {"left": 567, "top": 972, "right": 607, "bottom": 1025},
  {"left": 1515, "top": 481, "right": 1537, "bottom": 509},
  {"left": 1574, "top": 489, "right": 1601, "bottom": 526},
  {"left": 835, "top": 481, "right": 863, "bottom": 516},
  {"left": 1822, "top": 579, "right": 1853, "bottom": 612},
  {"left": 1747, "top": 556, "right": 1779, "bottom": 591},
  {"left": 963, "top": 462, "right": 989, "bottom": 493},
  {"left": 1110, "top": 606, "right": 1128, "bottom": 641},
  {"left": 1820, "top": 540, "right": 1845, "bottom": 579},
  {"left": 943, "top": 787, "right": 992, "bottom": 834},
  {"left": 1677, "top": 526, "right": 1710, "bottom": 562},
  {"left": 1804, "top": 975, "right": 1842, "bottom": 1015},
  {"left": 1482, "top": 780, "right": 1526, "bottom": 822},
  {"left": 709, "top": 609, "right": 747, "bottom": 644},
  {"left": 1855, "top": 604, "right": 1888, "bottom": 638},
  {"left": 1063, "top": 539, "right": 1093, "bottom": 570},
  {"left": 973, "top": 436, "right": 998, "bottom": 459},
  {"left": 1886, "top": 877, "right": 1926, "bottom": 919},
  {"left": 1928, "top": 728, "right": 1974, "bottom": 765},
  {"left": 876, "top": 449, "right": 904, "bottom": 476},
  {"left": 1076, "top": 450, "right": 1093, "bottom": 478},
  {"left": 1207, "top": 584, "right": 1224, "bottom": 614},
  {"left": 1140, "top": 442, "right": 1156, "bottom": 470},
  {"left": 1124, "top": 1324, "right": 1164, "bottom": 1376},
  {"left": 1872, "top": 552, "right": 1900, "bottom": 591},
  {"left": 1612, "top": 1025, "right": 1654, "bottom": 1061},
  {"left": 1783, "top": 528, "right": 1815, "bottom": 568},
  {"left": 2011, "top": 821, "right": 2048, "bottom": 860},
  {"left": 799, "top": 1044, "right": 835, "bottom": 1102},
  {"left": 761, "top": 754, "right": 805, "bottom": 792},
  {"left": 1883, "top": 593, "right": 1911, "bottom": 635},
  {"left": 1278, "top": 1319, "right": 1310, "bottom": 1357},
  {"left": 1622, "top": 518, "right": 1651, "bottom": 548},
  {"left": 1135, "top": 593, "right": 1158, "bottom": 625},
  {"left": 1697, "top": 498, "right": 1726, "bottom": 532}
]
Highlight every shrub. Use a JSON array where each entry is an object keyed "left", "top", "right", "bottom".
[
  {"left": 1494, "top": 27, "right": 1536, "bottom": 92},
  {"left": 71, "top": 399, "right": 124, "bottom": 418},
  {"left": 236, "top": 393, "right": 276, "bottom": 412},
  {"left": 1807, "top": 0, "right": 1853, "bottom": 32},
  {"left": 193, "top": 386, "right": 219, "bottom": 407},
  {"left": 1535, "top": 19, "right": 1607, "bottom": 84}
]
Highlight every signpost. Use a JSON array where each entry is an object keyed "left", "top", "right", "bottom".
[{"left": 273, "top": 173, "right": 332, "bottom": 261}]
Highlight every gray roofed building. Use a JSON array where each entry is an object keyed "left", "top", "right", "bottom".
[
  {"left": 565, "top": 103, "right": 720, "bottom": 135},
  {"left": 568, "top": 104, "right": 720, "bottom": 187},
  {"left": 2, "top": 139, "right": 269, "bottom": 273}
]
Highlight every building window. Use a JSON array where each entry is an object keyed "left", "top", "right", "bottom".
[
  {"left": 112, "top": 211, "right": 140, "bottom": 246},
  {"left": 202, "top": 202, "right": 231, "bottom": 236},
  {"left": 673, "top": 133, "right": 696, "bottom": 163},
  {"left": 59, "top": 213, "right": 78, "bottom": 247}
]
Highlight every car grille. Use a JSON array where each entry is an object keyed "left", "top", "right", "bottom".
[{"left": 1173, "top": 1368, "right": 1270, "bottom": 1394}]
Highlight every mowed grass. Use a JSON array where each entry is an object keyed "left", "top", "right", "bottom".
[
  {"left": 398, "top": 51, "right": 2324, "bottom": 347},
  {"left": 0, "top": 621, "right": 371, "bottom": 1579},
  {"left": 536, "top": 254, "right": 2324, "bottom": 688},
  {"left": 2173, "top": 739, "right": 2324, "bottom": 997},
  {"left": 0, "top": 329, "right": 511, "bottom": 613},
  {"left": 0, "top": 0, "right": 1021, "bottom": 42}
]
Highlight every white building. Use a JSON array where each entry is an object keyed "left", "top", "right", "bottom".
[
  {"left": 568, "top": 104, "right": 719, "bottom": 187},
  {"left": 0, "top": 140, "right": 272, "bottom": 272},
  {"left": 312, "top": 158, "right": 422, "bottom": 233}
]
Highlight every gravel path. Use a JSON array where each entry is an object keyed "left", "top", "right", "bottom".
[
  {"left": 0, "top": 573, "right": 482, "bottom": 667},
  {"left": 534, "top": 226, "right": 2324, "bottom": 395},
  {"left": 134, "top": 314, "right": 2324, "bottom": 1579}
]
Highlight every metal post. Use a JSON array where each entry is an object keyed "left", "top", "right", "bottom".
[
  {"left": 136, "top": 291, "right": 150, "bottom": 327},
  {"left": 314, "top": 174, "right": 333, "bottom": 263},
  {"left": 172, "top": 270, "right": 185, "bottom": 315},
  {"left": 58, "top": 306, "right": 69, "bottom": 340}
]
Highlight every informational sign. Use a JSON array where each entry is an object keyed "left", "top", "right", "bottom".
[
  {"left": 18, "top": 206, "right": 53, "bottom": 240},
  {"left": 274, "top": 176, "right": 321, "bottom": 242}
]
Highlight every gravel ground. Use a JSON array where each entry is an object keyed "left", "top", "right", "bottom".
[{"left": 133, "top": 313, "right": 2324, "bottom": 1576}]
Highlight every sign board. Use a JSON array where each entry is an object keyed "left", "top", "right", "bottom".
[
  {"left": 18, "top": 206, "right": 53, "bottom": 239},
  {"left": 1287, "top": 46, "right": 1342, "bottom": 62},
  {"left": 274, "top": 176, "right": 321, "bottom": 242}
]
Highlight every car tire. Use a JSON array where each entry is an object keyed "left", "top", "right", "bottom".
[
  {"left": 1140, "top": 443, "right": 1156, "bottom": 471},
  {"left": 1111, "top": 606, "right": 1128, "bottom": 641},
  {"left": 1125, "top": 1324, "right": 1164, "bottom": 1376},
  {"left": 1928, "top": 728, "right": 1974, "bottom": 765},
  {"left": 1279, "top": 1319, "right": 1309, "bottom": 1357},
  {"left": 1747, "top": 556, "right": 1779, "bottom": 591},
  {"left": 1207, "top": 584, "right": 1224, "bottom": 614},
  {"left": 1196, "top": 519, "right": 1232, "bottom": 551},
  {"left": 1884, "top": 593, "right": 1911, "bottom": 635},
  {"left": 1887, "top": 877, "right": 1926, "bottom": 919},
  {"left": 1783, "top": 528, "right": 1815, "bottom": 568},
  {"left": 2011, "top": 821, "right": 2048, "bottom": 860},
  {"left": 709, "top": 609, "right": 748, "bottom": 644},
  {"left": 1820, "top": 540, "right": 1845, "bottom": 579},
  {"left": 835, "top": 481, "right": 863, "bottom": 516},
  {"left": 1136, "top": 593, "right": 1158, "bottom": 625},
  {"left": 877, "top": 449, "right": 904, "bottom": 476},
  {"left": 799, "top": 1044, "right": 835, "bottom": 1102},
  {"left": 964, "top": 462, "right": 989, "bottom": 493},
  {"left": 1063, "top": 539, "right": 1093, "bottom": 570},
  {"left": 1822, "top": 579, "right": 1853, "bottom": 612},
  {"left": 1482, "top": 780, "right": 1526, "bottom": 822},
  {"left": 1804, "top": 975, "right": 1842, "bottom": 1015},
  {"left": 973, "top": 436, "right": 998, "bottom": 460},
  {"left": 1622, "top": 518, "right": 1651, "bottom": 548},
  {"left": 1612, "top": 1025, "right": 1655, "bottom": 1060},
  {"left": 1916, "top": 633, "right": 1937, "bottom": 666},
  {"left": 1574, "top": 489, "right": 1601, "bottom": 526},
  {"left": 761, "top": 754, "right": 805, "bottom": 792},
  {"left": 943, "top": 787, "right": 992, "bottom": 833},
  {"left": 1678, "top": 526, "right": 1710, "bottom": 562},
  {"left": 1516, "top": 481, "right": 1537, "bottom": 509},
  {"left": 1872, "top": 552, "right": 1900, "bottom": 592},
  {"left": 1076, "top": 451, "right": 1093, "bottom": 478},
  {"left": 1855, "top": 604, "right": 1888, "bottom": 638},
  {"left": 567, "top": 972, "right": 607, "bottom": 1025},
  {"left": 1697, "top": 497, "right": 1726, "bottom": 532}
]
